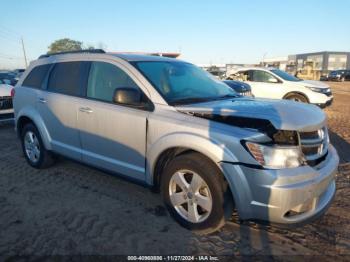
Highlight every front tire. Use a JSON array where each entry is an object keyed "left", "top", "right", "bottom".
[
  {"left": 161, "top": 152, "right": 226, "bottom": 233},
  {"left": 21, "top": 123, "right": 55, "bottom": 169},
  {"left": 284, "top": 93, "right": 308, "bottom": 103}
]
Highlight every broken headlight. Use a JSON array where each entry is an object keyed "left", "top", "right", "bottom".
[{"left": 245, "top": 142, "right": 305, "bottom": 169}]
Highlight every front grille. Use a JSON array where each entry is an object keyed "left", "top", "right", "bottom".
[
  {"left": 239, "top": 91, "right": 252, "bottom": 96},
  {"left": 0, "top": 96, "right": 13, "bottom": 110},
  {"left": 299, "top": 127, "right": 329, "bottom": 166}
]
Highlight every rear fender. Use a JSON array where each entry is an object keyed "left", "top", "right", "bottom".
[{"left": 16, "top": 106, "right": 52, "bottom": 150}]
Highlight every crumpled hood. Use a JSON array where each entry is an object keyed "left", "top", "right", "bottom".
[
  {"left": 176, "top": 97, "right": 326, "bottom": 132},
  {"left": 299, "top": 80, "right": 330, "bottom": 89},
  {"left": 0, "top": 84, "right": 12, "bottom": 97}
]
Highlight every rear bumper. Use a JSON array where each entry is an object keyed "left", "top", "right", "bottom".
[{"left": 221, "top": 145, "right": 339, "bottom": 226}]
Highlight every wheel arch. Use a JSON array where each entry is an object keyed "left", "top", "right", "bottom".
[
  {"left": 283, "top": 91, "right": 310, "bottom": 103},
  {"left": 147, "top": 133, "right": 238, "bottom": 191},
  {"left": 150, "top": 145, "right": 236, "bottom": 220},
  {"left": 16, "top": 109, "right": 52, "bottom": 150}
]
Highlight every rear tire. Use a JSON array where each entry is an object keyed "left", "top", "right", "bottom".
[
  {"left": 284, "top": 93, "right": 308, "bottom": 103},
  {"left": 161, "top": 152, "right": 226, "bottom": 234},
  {"left": 21, "top": 123, "right": 55, "bottom": 169}
]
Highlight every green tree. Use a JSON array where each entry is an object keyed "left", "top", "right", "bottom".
[{"left": 47, "top": 38, "right": 83, "bottom": 54}]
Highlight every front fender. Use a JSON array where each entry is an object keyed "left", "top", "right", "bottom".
[{"left": 146, "top": 132, "right": 238, "bottom": 185}]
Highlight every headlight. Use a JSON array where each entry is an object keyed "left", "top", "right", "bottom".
[
  {"left": 306, "top": 86, "right": 323, "bottom": 93},
  {"left": 245, "top": 142, "right": 305, "bottom": 169},
  {"left": 306, "top": 86, "right": 330, "bottom": 94}
]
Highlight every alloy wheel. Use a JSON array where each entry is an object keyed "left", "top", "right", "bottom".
[
  {"left": 24, "top": 131, "right": 41, "bottom": 163},
  {"left": 168, "top": 170, "right": 212, "bottom": 223}
]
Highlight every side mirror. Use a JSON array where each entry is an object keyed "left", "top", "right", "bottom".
[{"left": 113, "top": 87, "right": 142, "bottom": 106}]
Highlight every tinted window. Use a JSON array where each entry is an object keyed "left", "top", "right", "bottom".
[
  {"left": 87, "top": 62, "right": 140, "bottom": 102},
  {"left": 48, "top": 62, "right": 89, "bottom": 96},
  {"left": 251, "top": 70, "right": 278, "bottom": 83},
  {"left": 22, "top": 64, "right": 51, "bottom": 88}
]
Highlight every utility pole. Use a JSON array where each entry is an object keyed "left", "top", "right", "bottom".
[
  {"left": 21, "top": 37, "right": 28, "bottom": 68},
  {"left": 262, "top": 52, "right": 268, "bottom": 66}
]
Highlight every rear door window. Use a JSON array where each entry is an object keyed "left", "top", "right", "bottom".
[
  {"left": 47, "top": 61, "right": 90, "bottom": 96},
  {"left": 251, "top": 70, "right": 278, "bottom": 83},
  {"left": 237, "top": 70, "right": 251, "bottom": 81},
  {"left": 22, "top": 64, "right": 52, "bottom": 89}
]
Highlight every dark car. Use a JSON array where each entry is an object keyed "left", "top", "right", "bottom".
[
  {"left": 223, "top": 80, "right": 253, "bottom": 97},
  {"left": 320, "top": 74, "right": 329, "bottom": 81},
  {"left": 0, "top": 72, "right": 17, "bottom": 86},
  {"left": 328, "top": 70, "right": 350, "bottom": 82}
]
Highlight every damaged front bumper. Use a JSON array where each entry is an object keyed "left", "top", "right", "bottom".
[{"left": 220, "top": 144, "right": 339, "bottom": 226}]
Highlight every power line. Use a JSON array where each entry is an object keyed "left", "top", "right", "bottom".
[
  {"left": 0, "top": 25, "right": 21, "bottom": 38},
  {"left": 0, "top": 34, "right": 22, "bottom": 47},
  {"left": 0, "top": 52, "right": 23, "bottom": 59},
  {"left": 0, "top": 27, "right": 29, "bottom": 67},
  {"left": 0, "top": 28, "right": 20, "bottom": 39},
  {"left": 0, "top": 56, "right": 23, "bottom": 60}
]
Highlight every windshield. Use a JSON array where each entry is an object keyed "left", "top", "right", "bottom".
[
  {"left": 133, "top": 61, "right": 237, "bottom": 105},
  {"left": 270, "top": 69, "right": 301, "bottom": 82}
]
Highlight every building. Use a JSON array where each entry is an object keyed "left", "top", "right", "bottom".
[
  {"left": 289, "top": 51, "right": 350, "bottom": 74},
  {"left": 225, "top": 63, "right": 259, "bottom": 75},
  {"left": 261, "top": 56, "right": 289, "bottom": 71}
]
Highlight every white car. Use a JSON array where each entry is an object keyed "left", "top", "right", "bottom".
[
  {"left": 0, "top": 81, "right": 14, "bottom": 118},
  {"left": 227, "top": 67, "right": 333, "bottom": 108}
]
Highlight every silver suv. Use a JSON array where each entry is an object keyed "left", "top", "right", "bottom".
[{"left": 13, "top": 50, "right": 339, "bottom": 233}]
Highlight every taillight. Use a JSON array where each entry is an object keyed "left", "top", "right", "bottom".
[{"left": 11, "top": 88, "right": 15, "bottom": 98}]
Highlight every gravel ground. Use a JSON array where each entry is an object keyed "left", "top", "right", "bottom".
[{"left": 0, "top": 82, "right": 349, "bottom": 259}]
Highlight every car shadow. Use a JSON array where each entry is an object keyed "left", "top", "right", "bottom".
[{"left": 328, "top": 130, "right": 350, "bottom": 163}]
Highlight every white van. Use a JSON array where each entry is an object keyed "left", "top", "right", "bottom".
[{"left": 228, "top": 67, "right": 333, "bottom": 108}]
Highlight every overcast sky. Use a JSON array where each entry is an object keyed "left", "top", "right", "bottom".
[{"left": 0, "top": 0, "right": 349, "bottom": 69}]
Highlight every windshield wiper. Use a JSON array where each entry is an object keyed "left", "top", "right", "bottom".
[
  {"left": 170, "top": 94, "right": 241, "bottom": 106},
  {"left": 213, "top": 94, "right": 241, "bottom": 100},
  {"left": 169, "top": 97, "right": 215, "bottom": 106}
]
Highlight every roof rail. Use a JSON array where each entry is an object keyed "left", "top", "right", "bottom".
[{"left": 38, "top": 49, "right": 105, "bottom": 59}]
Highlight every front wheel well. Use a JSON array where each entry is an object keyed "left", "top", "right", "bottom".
[
  {"left": 153, "top": 148, "right": 235, "bottom": 220},
  {"left": 152, "top": 147, "right": 195, "bottom": 192},
  {"left": 283, "top": 92, "right": 309, "bottom": 103},
  {"left": 152, "top": 148, "right": 231, "bottom": 191}
]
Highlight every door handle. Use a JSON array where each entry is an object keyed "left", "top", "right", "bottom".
[
  {"left": 79, "top": 107, "right": 93, "bottom": 113},
  {"left": 38, "top": 98, "right": 47, "bottom": 103}
]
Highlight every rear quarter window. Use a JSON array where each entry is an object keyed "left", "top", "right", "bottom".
[{"left": 22, "top": 64, "right": 52, "bottom": 89}]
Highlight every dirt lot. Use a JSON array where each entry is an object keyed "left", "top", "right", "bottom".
[{"left": 0, "top": 82, "right": 349, "bottom": 259}]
